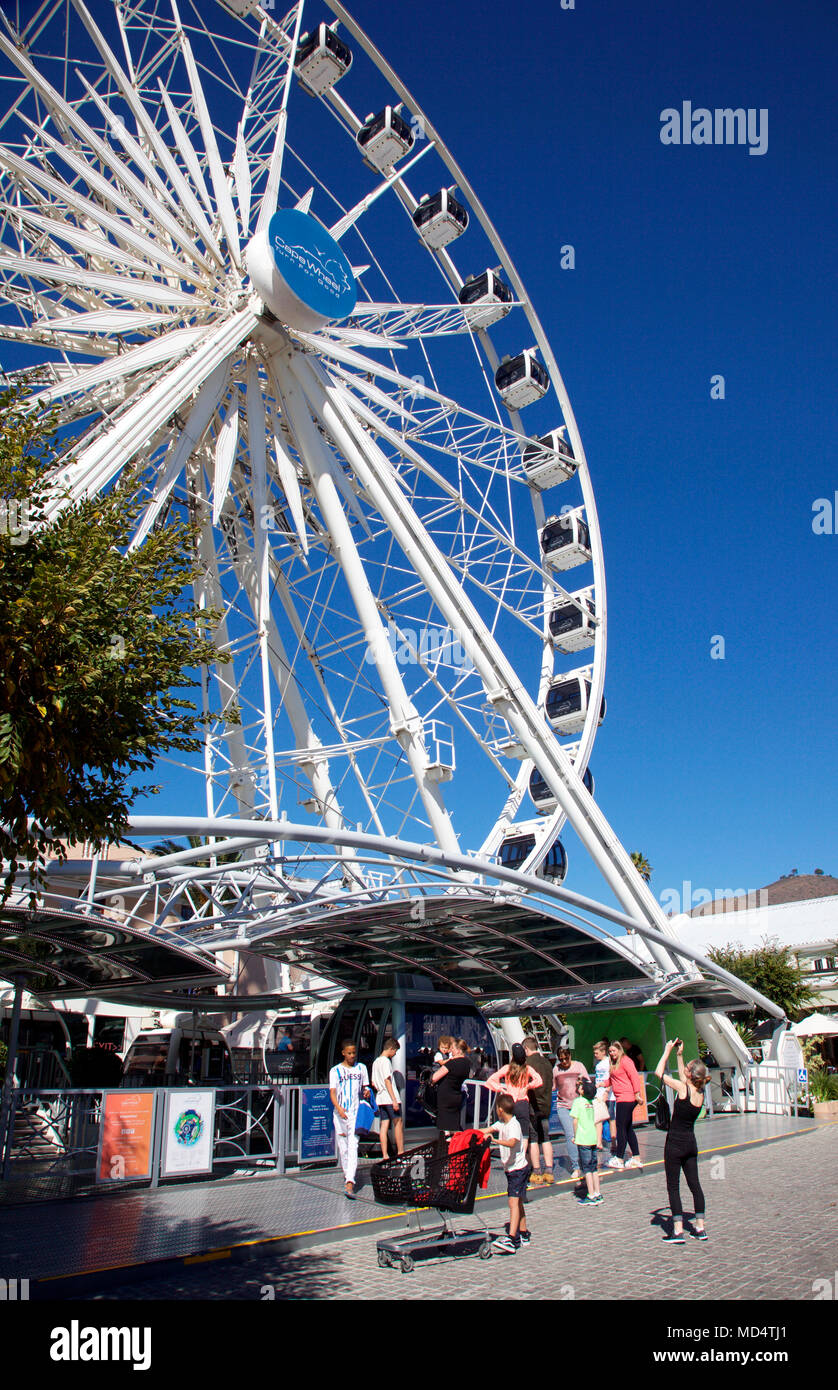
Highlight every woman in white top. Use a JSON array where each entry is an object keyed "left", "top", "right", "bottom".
[{"left": 371, "top": 1037, "right": 404, "bottom": 1158}]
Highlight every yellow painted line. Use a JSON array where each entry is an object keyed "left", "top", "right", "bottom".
[{"left": 38, "top": 1121, "right": 835, "bottom": 1284}]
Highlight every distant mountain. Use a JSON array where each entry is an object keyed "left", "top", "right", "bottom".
[{"left": 689, "top": 873, "right": 838, "bottom": 916}]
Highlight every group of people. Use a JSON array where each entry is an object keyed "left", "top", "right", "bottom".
[{"left": 328, "top": 1031, "right": 708, "bottom": 1251}]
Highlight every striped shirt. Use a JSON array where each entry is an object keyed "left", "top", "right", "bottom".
[{"left": 329, "top": 1062, "right": 369, "bottom": 1115}]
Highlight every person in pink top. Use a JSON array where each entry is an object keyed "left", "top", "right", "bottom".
[
  {"left": 603, "top": 1039, "right": 644, "bottom": 1170},
  {"left": 552, "top": 1047, "right": 590, "bottom": 1178},
  {"left": 486, "top": 1042, "right": 543, "bottom": 1155}
]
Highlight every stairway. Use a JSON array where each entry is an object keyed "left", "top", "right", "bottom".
[{"left": 9, "top": 1106, "right": 65, "bottom": 1162}]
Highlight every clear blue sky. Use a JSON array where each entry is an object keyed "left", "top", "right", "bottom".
[
  {"left": 338, "top": 0, "right": 838, "bottom": 909},
  {"left": 7, "top": 0, "right": 836, "bottom": 916}
]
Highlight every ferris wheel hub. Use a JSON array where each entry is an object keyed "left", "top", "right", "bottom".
[{"left": 245, "top": 208, "right": 357, "bottom": 332}]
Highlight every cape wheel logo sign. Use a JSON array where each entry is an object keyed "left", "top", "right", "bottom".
[{"left": 246, "top": 208, "right": 357, "bottom": 331}]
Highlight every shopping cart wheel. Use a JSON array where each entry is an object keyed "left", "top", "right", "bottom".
[
  {"left": 400, "top": 1255, "right": 415, "bottom": 1273},
  {"left": 478, "top": 1240, "right": 493, "bottom": 1260},
  {"left": 377, "top": 1250, "right": 390, "bottom": 1269}
]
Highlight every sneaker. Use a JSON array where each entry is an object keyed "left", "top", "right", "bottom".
[
  {"left": 541, "top": 1172, "right": 555, "bottom": 1186},
  {"left": 518, "top": 1230, "right": 531, "bottom": 1247},
  {"left": 607, "top": 1157, "right": 624, "bottom": 1170},
  {"left": 345, "top": 1183, "right": 356, "bottom": 1200},
  {"left": 492, "top": 1235, "right": 517, "bottom": 1255},
  {"left": 570, "top": 1168, "right": 583, "bottom": 1180},
  {"left": 591, "top": 1194, "right": 604, "bottom": 1204},
  {"left": 662, "top": 1231, "right": 685, "bottom": 1244},
  {"left": 576, "top": 1194, "right": 598, "bottom": 1206},
  {"left": 690, "top": 1228, "right": 708, "bottom": 1241},
  {"left": 527, "top": 1172, "right": 545, "bottom": 1187},
  {"left": 625, "top": 1157, "right": 643, "bottom": 1170}
]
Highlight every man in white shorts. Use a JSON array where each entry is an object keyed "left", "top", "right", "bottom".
[{"left": 329, "top": 1039, "right": 371, "bottom": 1200}]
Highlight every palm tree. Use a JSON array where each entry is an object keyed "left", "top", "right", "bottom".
[{"left": 630, "top": 851, "right": 653, "bottom": 883}]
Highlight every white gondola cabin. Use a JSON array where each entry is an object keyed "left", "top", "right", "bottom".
[
  {"left": 540, "top": 511, "right": 591, "bottom": 571},
  {"left": 548, "top": 591, "right": 596, "bottom": 652},
  {"left": 294, "top": 23, "right": 352, "bottom": 94},
  {"left": 522, "top": 429, "right": 577, "bottom": 489},
  {"left": 498, "top": 831, "right": 568, "bottom": 882},
  {"left": 457, "top": 268, "right": 513, "bottom": 329},
  {"left": 356, "top": 105, "right": 414, "bottom": 171},
  {"left": 413, "top": 188, "right": 469, "bottom": 249},
  {"left": 495, "top": 349, "right": 550, "bottom": 410},
  {"left": 529, "top": 763, "right": 594, "bottom": 814},
  {"left": 545, "top": 674, "right": 606, "bottom": 736}
]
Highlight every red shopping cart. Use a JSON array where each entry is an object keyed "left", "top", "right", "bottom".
[{"left": 370, "top": 1133, "right": 493, "bottom": 1272}]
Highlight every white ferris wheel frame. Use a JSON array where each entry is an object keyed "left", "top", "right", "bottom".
[{"left": 0, "top": 0, "right": 769, "bottom": 1059}]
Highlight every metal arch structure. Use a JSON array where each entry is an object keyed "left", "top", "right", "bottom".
[
  {"left": 0, "top": 1, "right": 769, "bottom": 1062},
  {"left": 23, "top": 816, "right": 785, "bottom": 1026}
]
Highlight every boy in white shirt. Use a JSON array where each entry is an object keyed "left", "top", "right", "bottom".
[
  {"left": 483, "top": 1093, "right": 531, "bottom": 1254},
  {"left": 329, "top": 1040, "right": 370, "bottom": 1200},
  {"left": 371, "top": 1037, "right": 404, "bottom": 1159},
  {"left": 593, "top": 1039, "right": 612, "bottom": 1150}
]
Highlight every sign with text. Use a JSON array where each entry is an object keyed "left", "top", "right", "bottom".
[
  {"left": 97, "top": 1090, "right": 156, "bottom": 1183},
  {"left": 161, "top": 1089, "right": 215, "bottom": 1178},
  {"left": 300, "top": 1085, "right": 336, "bottom": 1163}
]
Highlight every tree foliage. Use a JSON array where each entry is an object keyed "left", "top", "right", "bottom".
[
  {"left": 707, "top": 937, "right": 816, "bottom": 1023},
  {"left": 0, "top": 384, "right": 227, "bottom": 898},
  {"left": 630, "top": 851, "right": 653, "bottom": 883}
]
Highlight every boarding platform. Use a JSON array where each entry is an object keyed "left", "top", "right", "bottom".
[{"left": 0, "top": 1113, "right": 830, "bottom": 1297}]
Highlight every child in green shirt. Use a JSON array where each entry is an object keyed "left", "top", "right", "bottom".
[{"left": 570, "top": 1078, "right": 602, "bottom": 1206}]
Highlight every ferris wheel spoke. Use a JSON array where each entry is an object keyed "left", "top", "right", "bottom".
[
  {"left": 0, "top": 143, "right": 200, "bottom": 282},
  {"left": 51, "top": 301, "right": 257, "bottom": 515},
  {"left": 276, "top": 353, "right": 463, "bottom": 857},
  {"left": 31, "top": 326, "right": 206, "bottom": 407},
  {"left": 69, "top": 31, "right": 226, "bottom": 268},
  {"left": 0, "top": 37, "right": 217, "bottom": 278},
  {"left": 174, "top": 16, "right": 242, "bottom": 269},
  {"left": 132, "top": 356, "right": 234, "bottom": 546}
]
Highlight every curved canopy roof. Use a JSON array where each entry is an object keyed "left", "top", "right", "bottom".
[{"left": 0, "top": 903, "right": 228, "bottom": 1000}]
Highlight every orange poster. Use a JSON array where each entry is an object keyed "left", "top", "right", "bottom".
[
  {"left": 97, "top": 1090, "right": 156, "bottom": 1182},
  {"left": 632, "top": 1077, "right": 649, "bottom": 1126}
]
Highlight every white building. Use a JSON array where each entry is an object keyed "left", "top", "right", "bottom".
[{"left": 670, "top": 872, "right": 838, "bottom": 1010}]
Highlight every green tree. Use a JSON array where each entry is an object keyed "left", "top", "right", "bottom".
[
  {"left": 630, "top": 851, "right": 653, "bottom": 883},
  {"left": 707, "top": 937, "right": 816, "bottom": 1024},
  {"left": 0, "top": 385, "right": 227, "bottom": 899}
]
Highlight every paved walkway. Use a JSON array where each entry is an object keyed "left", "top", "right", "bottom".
[
  {"left": 1, "top": 1113, "right": 831, "bottom": 1298},
  {"left": 82, "top": 1120, "right": 837, "bottom": 1301}
]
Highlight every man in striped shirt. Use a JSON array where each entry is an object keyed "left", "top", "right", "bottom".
[{"left": 329, "top": 1040, "right": 371, "bottom": 1199}]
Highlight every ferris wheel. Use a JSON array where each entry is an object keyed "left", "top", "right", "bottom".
[{"left": 0, "top": 0, "right": 685, "bottom": 948}]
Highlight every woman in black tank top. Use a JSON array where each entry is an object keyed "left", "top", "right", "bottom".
[{"left": 655, "top": 1040, "right": 708, "bottom": 1244}]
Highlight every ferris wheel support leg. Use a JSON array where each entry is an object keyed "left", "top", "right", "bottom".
[
  {"left": 300, "top": 360, "right": 681, "bottom": 968},
  {"left": 273, "top": 355, "right": 462, "bottom": 859},
  {"left": 195, "top": 510, "right": 260, "bottom": 815},
  {"left": 219, "top": 503, "right": 359, "bottom": 873}
]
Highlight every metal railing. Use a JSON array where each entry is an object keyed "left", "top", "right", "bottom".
[{"left": 0, "top": 1069, "right": 811, "bottom": 1198}]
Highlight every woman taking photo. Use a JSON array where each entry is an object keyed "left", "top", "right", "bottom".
[
  {"left": 604, "top": 1040, "right": 644, "bottom": 1170},
  {"left": 655, "top": 1039, "right": 708, "bottom": 1243}
]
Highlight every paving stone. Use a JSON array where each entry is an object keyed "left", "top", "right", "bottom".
[{"left": 80, "top": 1123, "right": 837, "bottom": 1301}]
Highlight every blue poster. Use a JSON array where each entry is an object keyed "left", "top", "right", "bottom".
[
  {"left": 549, "top": 1090, "right": 559, "bottom": 1133},
  {"left": 300, "top": 1086, "right": 336, "bottom": 1163}
]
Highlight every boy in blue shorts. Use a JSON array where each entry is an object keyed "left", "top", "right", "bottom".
[
  {"left": 483, "top": 1093, "right": 531, "bottom": 1254},
  {"left": 571, "top": 1078, "right": 603, "bottom": 1207}
]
